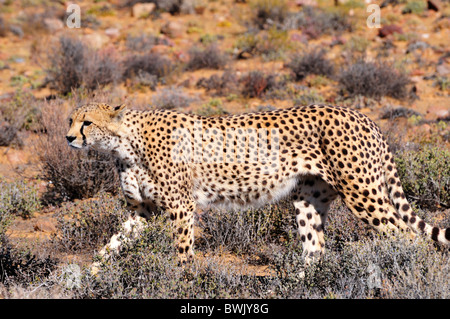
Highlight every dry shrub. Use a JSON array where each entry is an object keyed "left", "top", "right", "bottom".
[
  {"left": 338, "top": 60, "right": 410, "bottom": 100},
  {"left": 252, "top": 0, "right": 289, "bottom": 29},
  {"left": 196, "top": 70, "right": 240, "bottom": 96},
  {"left": 122, "top": 53, "right": 175, "bottom": 83},
  {"left": 185, "top": 45, "right": 228, "bottom": 71},
  {"left": 46, "top": 35, "right": 122, "bottom": 95},
  {"left": 284, "top": 6, "right": 352, "bottom": 39},
  {"left": 53, "top": 193, "right": 127, "bottom": 253},
  {"left": 240, "top": 71, "right": 279, "bottom": 98},
  {"left": 286, "top": 48, "right": 335, "bottom": 81},
  {"left": 37, "top": 98, "right": 119, "bottom": 203}
]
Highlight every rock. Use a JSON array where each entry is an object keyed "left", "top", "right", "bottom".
[
  {"left": 160, "top": 21, "right": 186, "bottom": 39},
  {"left": 150, "top": 44, "right": 171, "bottom": 55},
  {"left": 43, "top": 18, "right": 64, "bottom": 32},
  {"left": 296, "top": 0, "right": 318, "bottom": 6},
  {"left": 427, "top": 0, "right": 442, "bottom": 11},
  {"left": 82, "top": 33, "right": 109, "bottom": 49},
  {"left": 378, "top": 25, "right": 403, "bottom": 38},
  {"left": 428, "top": 106, "right": 449, "bottom": 120},
  {"left": 132, "top": 3, "right": 156, "bottom": 18},
  {"left": 436, "top": 63, "right": 450, "bottom": 76},
  {"left": 105, "top": 27, "right": 120, "bottom": 38}
]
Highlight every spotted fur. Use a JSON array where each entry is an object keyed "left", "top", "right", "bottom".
[{"left": 66, "top": 103, "right": 450, "bottom": 265}]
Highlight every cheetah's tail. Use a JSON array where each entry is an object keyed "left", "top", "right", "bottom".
[{"left": 383, "top": 147, "right": 450, "bottom": 246}]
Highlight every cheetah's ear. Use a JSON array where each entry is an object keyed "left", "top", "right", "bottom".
[
  {"left": 113, "top": 104, "right": 127, "bottom": 112},
  {"left": 109, "top": 104, "right": 126, "bottom": 119}
]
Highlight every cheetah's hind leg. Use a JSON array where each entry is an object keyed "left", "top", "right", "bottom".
[{"left": 292, "top": 177, "right": 337, "bottom": 266}]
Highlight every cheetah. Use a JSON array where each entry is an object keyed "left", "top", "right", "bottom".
[{"left": 66, "top": 103, "right": 450, "bottom": 267}]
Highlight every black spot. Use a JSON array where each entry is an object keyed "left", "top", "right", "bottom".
[
  {"left": 431, "top": 227, "right": 440, "bottom": 242},
  {"left": 418, "top": 220, "right": 426, "bottom": 232}
]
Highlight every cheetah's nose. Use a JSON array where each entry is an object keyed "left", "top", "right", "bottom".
[{"left": 66, "top": 136, "right": 76, "bottom": 143}]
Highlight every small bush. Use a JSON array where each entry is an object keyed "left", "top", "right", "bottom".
[
  {"left": 151, "top": 87, "right": 195, "bottom": 110},
  {"left": 123, "top": 53, "right": 174, "bottom": 83},
  {"left": 338, "top": 60, "right": 410, "bottom": 100},
  {"left": 197, "top": 202, "right": 289, "bottom": 255},
  {"left": 53, "top": 193, "right": 127, "bottom": 253},
  {"left": 284, "top": 6, "right": 352, "bottom": 39},
  {"left": 286, "top": 49, "right": 335, "bottom": 81},
  {"left": 252, "top": 0, "right": 289, "bottom": 29},
  {"left": 126, "top": 34, "right": 169, "bottom": 52},
  {"left": 395, "top": 145, "right": 450, "bottom": 210},
  {"left": 240, "top": 71, "right": 279, "bottom": 98},
  {"left": 0, "top": 244, "right": 57, "bottom": 286},
  {"left": 293, "top": 89, "right": 325, "bottom": 106},
  {"left": 0, "top": 89, "right": 42, "bottom": 147},
  {"left": 46, "top": 36, "right": 122, "bottom": 95},
  {"left": 234, "top": 28, "right": 290, "bottom": 61},
  {"left": 185, "top": 45, "right": 228, "bottom": 71},
  {"left": 196, "top": 99, "right": 228, "bottom": 117},
  {"left": 380, "top": 106, "right": 421, "bottom": 120},
  {"left": 196, "top": 70, "right": 240, "bottom": 96},
  {"left": 0, "top": 179, "right": 41, "bottom": 220},
  {"left": 402, "top": 0, "right": 427, "bottom": 14}
]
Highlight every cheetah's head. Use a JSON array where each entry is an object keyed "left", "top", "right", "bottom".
[{"left": 66, "top": 103, "right": 126, "bottom": 152}]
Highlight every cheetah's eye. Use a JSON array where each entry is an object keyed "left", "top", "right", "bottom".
[{"left": 83, "top": 121, "right": 92, "bottom": 126}]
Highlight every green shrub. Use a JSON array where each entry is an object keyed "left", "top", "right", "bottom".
[
  {"left": 395, "top": 146, "right": 450, "bottom": 210},
  {"left": 196, "top": 98, "right": 228, "bottom": 117},
  {"left": 251, "top": 0, "right": 289, "bottom": 29},
  {"left": 402, "top": 0, "right": 427, "bottom": 14},
  {"left": 53, "top": 193, "right": 127, "bottom": 253},
  {"left": 197, "top": 202, "right": 290, "bottom": 255},
  {"left": 0, "top": 179, "right": 41, "bottom": 219},
  {"left": 70, "top": 214, "right": 271, "bottom": 299}
]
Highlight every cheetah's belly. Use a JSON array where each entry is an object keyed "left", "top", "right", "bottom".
[{"left": 193, "top": 176, "right": 299, "bottom": 211}]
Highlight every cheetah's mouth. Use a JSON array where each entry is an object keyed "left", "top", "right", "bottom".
[{"left": 67, "top": 140, "right": 86, "bottom": 150}]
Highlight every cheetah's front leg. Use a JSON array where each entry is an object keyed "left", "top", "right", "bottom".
[{"left": 91, "top": 212, "right": 146, "bottom": 274}]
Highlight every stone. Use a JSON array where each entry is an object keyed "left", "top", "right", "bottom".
[
  {"left": 43, "top": 18, "right": 64, "bottom": 32},
  {"left": 132, "top": 3, "right": 156, "bottom": 18},
  {"left": 82, "top": 33, "right": 109, "bottom": 49},
  {"left": 436, "top": 63, "right": 450, "bottom": 76},
  {"left": 160, "top": 21, "right": 186, "bottom": 39},
  {"left": 295, "top": 0, "right": 318, "bottom": 6},
  {"left": 105, "top": 27, "right": 120, "bottom": 38}
]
